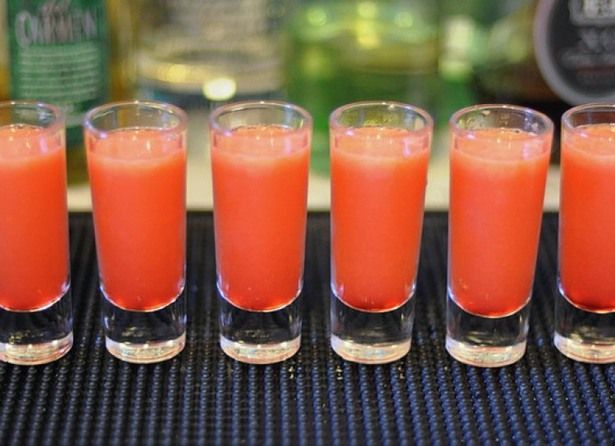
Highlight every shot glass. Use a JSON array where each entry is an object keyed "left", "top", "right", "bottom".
[
  {"left": 84, "top": 101, "right": 187, "bottom": 363},
  {"left": 555, "top": 104, "right": 615, "bottom": 363},
  {"left": 209, "top": 101, "right": 311, "bottom": 364},
  {"left": 329, "top": 101, "right": 432, "bottom": 364},
  {"left": 446, "top": 104, "right": 553, "bottom": 367},
  {"left": 0, "top": 101, "right": 73, "bottom": 365}
]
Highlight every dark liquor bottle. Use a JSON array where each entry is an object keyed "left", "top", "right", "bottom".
[
  {"left": 473, "top": 0, "right": 615, "bottom": 162},
  {"left": 534, "top": 0, "right": 615, "bottom": 106}
]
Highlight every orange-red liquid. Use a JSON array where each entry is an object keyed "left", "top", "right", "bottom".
[
  {"left": 331, "top": 126, "right": 430, "bottom": 311},
  {"left": 0, "top": 125, "right": 69, "bottom": 311},
  {"left": 449, "top": 128, "right": 550, "bottom": 317},
  {"left": 87, "top": 128, "right": 186, "bottom": 311},
  {"left": 211, "top": 125, "right": 310, "bottom": 311},
  {"left": 559, "top": 123, "right": 615, "bottom": 312}
]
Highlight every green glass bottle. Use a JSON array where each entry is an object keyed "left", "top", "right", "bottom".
[
  {"left": 284, "top": 0, "right": 439, "bottom": 175},
  {"left": 0, "top": 1, "right": 8, "bottom": 100},
  {"left": 6, "top": 0, "right": 110, "bottom": 183}
]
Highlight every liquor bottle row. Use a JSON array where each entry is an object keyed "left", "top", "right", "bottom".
[{"left": 1, "top": 0, "right": 614, "bottom": 180}]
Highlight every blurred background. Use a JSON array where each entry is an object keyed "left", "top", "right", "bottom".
[{"left": 1, "top": 0, "right": 614, "bottom": 207}]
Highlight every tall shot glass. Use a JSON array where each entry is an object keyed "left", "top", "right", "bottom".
[
  {"left": 0, "top": 101, "right": 73, "bottom": 365},
  {"left": 446, "top": 105, "right": 553, "bottom": 367},
  {"left": 210, "top": 101, "right": 311, "bottom": 364},
  {"left": 555, "top": 104, "right": 615, "bottom": 363},
  {"left": 329, "top": 101, "right": 432, "bottom": 364},
  {"left": 85, "top": 101, "right": 187, "bottom": 363}
]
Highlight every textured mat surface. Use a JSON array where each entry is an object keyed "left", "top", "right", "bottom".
[{"left": 0, "top": 213, "right": 613, "bottom": 445}]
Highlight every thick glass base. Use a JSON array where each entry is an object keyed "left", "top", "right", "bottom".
[
  {"left": 554, "top": 290, "right": 615, "bottom": 364},
  {"left": 102, "top": 291, "right": 186, "bottom": 364},
  {"left": 446, "top": 292, "right": 529, "bottom": 367},
  {"left": 220, "top": 335, "right": 301, "bottom": 365},
  {"left": 106, "top": 333, "right": 186, "bottom": 364},
  {"left": 0, "top": 288, "right": 73, "bottom": 365},
  {"left": 330, "top": 292, "right": 414, "bottom": 364},
  {"left": 218, "top": 294, "right": 302, "bottom": 364},
  {"left": 0, "top": 333, "right": 73, "bottom": 366}
]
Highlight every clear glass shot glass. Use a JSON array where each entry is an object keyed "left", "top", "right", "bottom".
[
  {"left": 209, "top": 101, "right": 312, "bottom": 364},
  {"left": 329, "top": 101, "right": 432, "bottom": 364},
  {"left": 555, "top": 103, "right": 615, "bottom": 363},
  {"left": 446, "top": 104, "right": 553, "bottom": 367},
  {"left": 0, "top": 101, "right": 73, "bottom": 365},
  {"left": 84, "top": 101, "right": 187, "bottom": 364}
]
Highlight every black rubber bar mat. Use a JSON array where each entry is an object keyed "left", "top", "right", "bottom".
[{"left": 0, "top": 212, "right": 613, "bottom": 445}]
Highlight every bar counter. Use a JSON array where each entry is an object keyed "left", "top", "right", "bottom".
[{"left": 0, "top": 212, "right": 612, "bottom": 445}]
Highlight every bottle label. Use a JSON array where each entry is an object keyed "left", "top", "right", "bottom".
[
  {"left": 534, "top": 0, "right": 615, "bottom": 104},
  {"left": 7, "top": 0, "right": 109, "bottom": 148}
]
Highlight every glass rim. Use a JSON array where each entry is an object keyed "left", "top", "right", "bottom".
[
  {"left": 208, "top": 100, "right": 312, "bottom": 134},
  {"left": 0, "top": 100, "right": 65, "bottom": 135},
  {"left": 83, "top": 100, "right": 188, "bottom": 137},
  {"left": 562, "top": 103, "right": 615, "bottom": 133},
  {"left": 329, "top": 100, "right": 433, "bottom": 132},
  {"left": 449, "top": 103, "right": 554, "bottom": 137}
]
